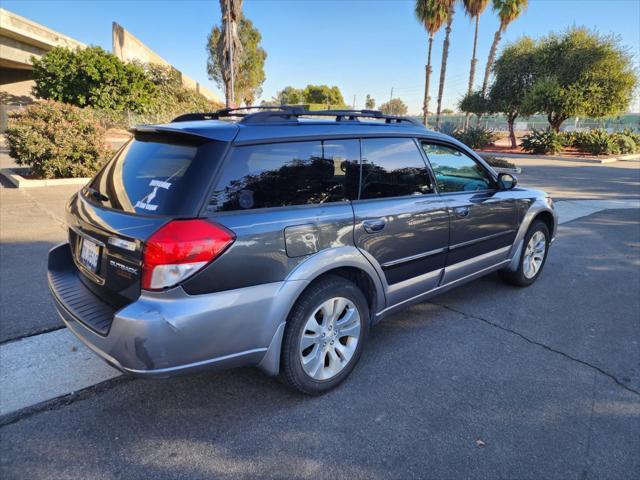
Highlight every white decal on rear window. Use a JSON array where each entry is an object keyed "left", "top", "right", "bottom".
[{"left": 135, "top": 179, "right": 172, "bottom": 211}]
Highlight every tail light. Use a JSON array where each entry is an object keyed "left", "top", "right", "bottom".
[{"left": 141, "top": 219, "right": 235, "bottom": 290}]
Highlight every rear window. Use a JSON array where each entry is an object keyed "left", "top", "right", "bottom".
[{"left": 84, "top": 134, "right": 224, "bottom": 216}]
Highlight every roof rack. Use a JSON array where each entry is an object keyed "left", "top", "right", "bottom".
[{"left": 171, "top": 106, "right": 423, "bottom": 127}]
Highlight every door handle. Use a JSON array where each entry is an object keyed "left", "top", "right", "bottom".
[
  {"left": 363, "top": 218, "right": 386, "bottom": 233},
  {"left": 454, "top": 207, "right": 470, "bottom": 218}
]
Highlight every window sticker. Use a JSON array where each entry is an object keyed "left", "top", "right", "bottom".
[{"left": 135, "top": 179, "right": 172, "bottom": 211}]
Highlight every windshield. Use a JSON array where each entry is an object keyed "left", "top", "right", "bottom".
[{"left": 84, "top": 133, "right": 224, "bottom": 216}]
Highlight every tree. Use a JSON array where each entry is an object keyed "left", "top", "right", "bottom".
[
  {"left": 442, "top": 108, "right": 455, "bottom": 114},
  {"left": 524, "top": 28, "right": 637, "bottom": 131},
  {"left": 207, "top": 10, "right": 266, "bottom": 107},
  {"left": 274, "top": 86, "right": 305, "bottom": 105},
  {"left": 302, "top": 85, "right": 345, "bottom": 107},
  {"left": 480, "top": 0, "right": 529, "bottom": 120},
  {"left": 31, "top": 46, "right": 156, "bottom": 113},
  {"left": 487, "top": 37, "right": 537, "bottom": 147},
  {"left": 141, "top": 63, "right": 222, "bottom": 119},
  {"left": 365, "top": 94, "right": 376, "bottom": 109},
  {"left": 267, "top": 84, "right": 346, "bottom": 108},
  {"left": 462, "top": 0, "right": 490, "bottom": 130},
  {"left": 435, "top": 0, "right": 456, "bottom": 129},
  {"left": 459, "top": 90, "right": 490, "bottom": 118},
  {"left": 379, "top": 98, "right": 408, "bottom": 115},
  {"left": 415, "top": 0, "right": 449, "bottom": 126}
]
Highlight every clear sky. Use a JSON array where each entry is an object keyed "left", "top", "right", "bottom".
[{"left": 3, "top": 0, "right": 640, "bottom": 113}]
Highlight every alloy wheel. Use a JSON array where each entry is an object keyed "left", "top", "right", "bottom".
[
  {"left": 523, "top": 230, "right": 546, "bottom": 279},
  {"left": 299, "top": 297, "right": 361, "bottom": 381}
]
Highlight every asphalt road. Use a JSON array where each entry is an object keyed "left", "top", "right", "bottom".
[
  {"left": 1, "top": 210, "right": 639, "bottom": 479},
  {"left": 1, "top": 155, "right": 639, "bottom": 479}
]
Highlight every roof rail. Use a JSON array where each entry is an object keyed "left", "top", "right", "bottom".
[
  {"left": 171, "top": 105, "right": 306, "bottom": 123},
  {"left": 171, "top": 105, "right": 423, "bottom": 127}
]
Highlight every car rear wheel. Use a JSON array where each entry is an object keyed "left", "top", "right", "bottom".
[
  {"left": 500, "top": 220, "right": 550, "bottom": 287},
  {"left": 279, "top": 275, "right": 369, "bottom": 395}
]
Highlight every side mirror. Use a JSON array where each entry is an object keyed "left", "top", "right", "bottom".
[{"left": 498, "top": 172, "right": 518, "bottom": 190}]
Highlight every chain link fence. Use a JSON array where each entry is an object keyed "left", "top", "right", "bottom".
[{"left": 418, "top": 114, "right": 640, "bottom": 133}]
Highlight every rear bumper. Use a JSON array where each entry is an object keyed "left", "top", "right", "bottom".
[{"left": 48, "top": 243, "right": 303, "bottom": 378}]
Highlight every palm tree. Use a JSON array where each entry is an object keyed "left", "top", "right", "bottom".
[
  {"left": 462, "top": 0, "right": 489, "bottom": 130},
  {"left": 415, "top": 0, "right": 449, "bottom": 126},
  {"left": 218, "top": 0, "right": 243, "bottom": 107},
  {"left": 480, "top": 0, "right": 529, "bottom": 100},
  {"left": 435, "top": 0, "right": 456, "bottom": 129}
]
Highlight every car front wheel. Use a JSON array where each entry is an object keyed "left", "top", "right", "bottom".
[{"left": 500, "top": 220, "right": 550, "bottom": 287}]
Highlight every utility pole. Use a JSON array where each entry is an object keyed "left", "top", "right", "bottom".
[
  {"left": 225, "top": 0, "right": 235, "bottom": 108},
  {"left": 353, "top": 95, "right": 356, "bottom": 110},
  {"left": 389, "top": 87, "right": 394, "bottom": 115}
]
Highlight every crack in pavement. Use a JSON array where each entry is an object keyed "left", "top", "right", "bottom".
[
  {"left": 0, "top": 376, "right": 133, "bottom": 428},
  {"left": 0, "top": 325, "right": 66, "bottom": 347},
  {"left": 19, "top": 187, "right": 68, "bottom": 232},
  {"left": 431, "top": 302, "right": 640, "bottom": 397}
]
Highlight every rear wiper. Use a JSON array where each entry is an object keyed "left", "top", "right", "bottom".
[{"left": 86, "top": 187, "right": 109, "bottom": 203}]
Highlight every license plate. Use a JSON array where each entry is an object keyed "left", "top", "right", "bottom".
[{"left": 79, "top": 238, "right": 101, "bottom": 273}]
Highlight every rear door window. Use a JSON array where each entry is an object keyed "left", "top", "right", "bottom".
[
  {"left": 360, "top": 138, "right": 434, "bottom": 199},
  {"left": 209, "top": 140, "right": 360, "bottom": 212},
  {"left": 85, "top": 134, "right": 224, "bottom": 216}
]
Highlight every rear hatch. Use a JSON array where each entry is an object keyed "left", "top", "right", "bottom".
[{"left": 68, "top": 130, "right": 230, "bottom": 308}]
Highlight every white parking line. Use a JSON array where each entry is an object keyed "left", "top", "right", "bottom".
[{"left": 1, "top": 199, "right": 638, "bottom": 418}]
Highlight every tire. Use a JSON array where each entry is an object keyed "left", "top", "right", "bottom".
[
  {"left": 500, "top": 220, "right": 550, "bottom": 287},
  {"left": 279, "top": 275, "right": 369, "bottom": 395}
]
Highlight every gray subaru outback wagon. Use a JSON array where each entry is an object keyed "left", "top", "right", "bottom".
[{"left": 48, "top": 107, "right": 557, "bottom": 395}]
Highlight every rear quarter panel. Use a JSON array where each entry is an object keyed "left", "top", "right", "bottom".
[{"left": 182, "top": 202, "right": 355, "bottom": 294}]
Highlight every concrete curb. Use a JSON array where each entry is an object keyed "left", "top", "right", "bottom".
[
  {"left": 479, "top": 152, "right": 640, "bottom": 165},
  {"left": 491, "top": 166, "right": 522, "bottom": 174},
  {"left": 0, "top": 168, "right": 89, "bottom": 188}
]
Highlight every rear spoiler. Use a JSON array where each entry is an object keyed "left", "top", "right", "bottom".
[{"left": 129, "top": 124, "right": 238, "bottom": 143}]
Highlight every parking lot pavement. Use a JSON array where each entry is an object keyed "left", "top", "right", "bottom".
[
  {"left": 1, "top": 208, "right": 639, "bottom": 480},
  {"left": 0, "top": 183, "right": 80, "bottom": 342},
  {"left": 508, "top": 157, "right": 640, "bottom": 200}
]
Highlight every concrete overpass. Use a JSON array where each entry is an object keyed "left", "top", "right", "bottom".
[
  {"left": 0, "top": 8, "right": 86, "bottom": 105},
  {"left": 0, "top": 8, "right": 219, "bottom": 124}
]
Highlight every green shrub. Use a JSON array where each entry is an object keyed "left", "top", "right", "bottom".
[
  {"left": 620, "top": 128, "right": 640, "bottom": 148},
  {"left": 32, "top": 46, "right": 157, "bottom": 113},
  {"left": 568, "top": 130, "right": 593, "bottom": 151},
  {"left": 437, "top": 122, "right": 458, "bottom": 137},
  {"left": 558, "top": 131, "right": 576, "bottom": 147},
  {"left": 6, "top": 101, "right": 114, "bottom": 179},
  {"left": 520, "top": 129, "right": 564, "bottom": 154},
  {"left": 484, "top": 156, "right": 518, "bottom": 170},
  {"left": 452, "top": 126, "right": 498, "bottom": 149},
  {"left": 143, "top": 64, "right": 221, "bottom": 120},
  {"left": 567, "top": 129, "right": 636, "bottom": 155},
  {"left": 579, "top": 129, "right": 620, "bottom": 155},
  {"left": 613, "top": 134, "right": 636, "bottom": 154}
]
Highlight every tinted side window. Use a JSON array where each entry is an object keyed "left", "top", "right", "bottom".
[
  {"left": 360, "top": 138, "right": 433, "bottom": 199},
  {"left": 209, "top": 140, "right": 359, "bottom": 212},
  {"left": 421, "top": 143, "right": 494, "bottom": 193}
]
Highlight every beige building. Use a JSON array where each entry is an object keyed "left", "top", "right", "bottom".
[
  {"left": 0, "top": 8, "right": 86, "bottom": 105},
  {"left": 0, "top": 8, "right": 219, "bottom": 128}
]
